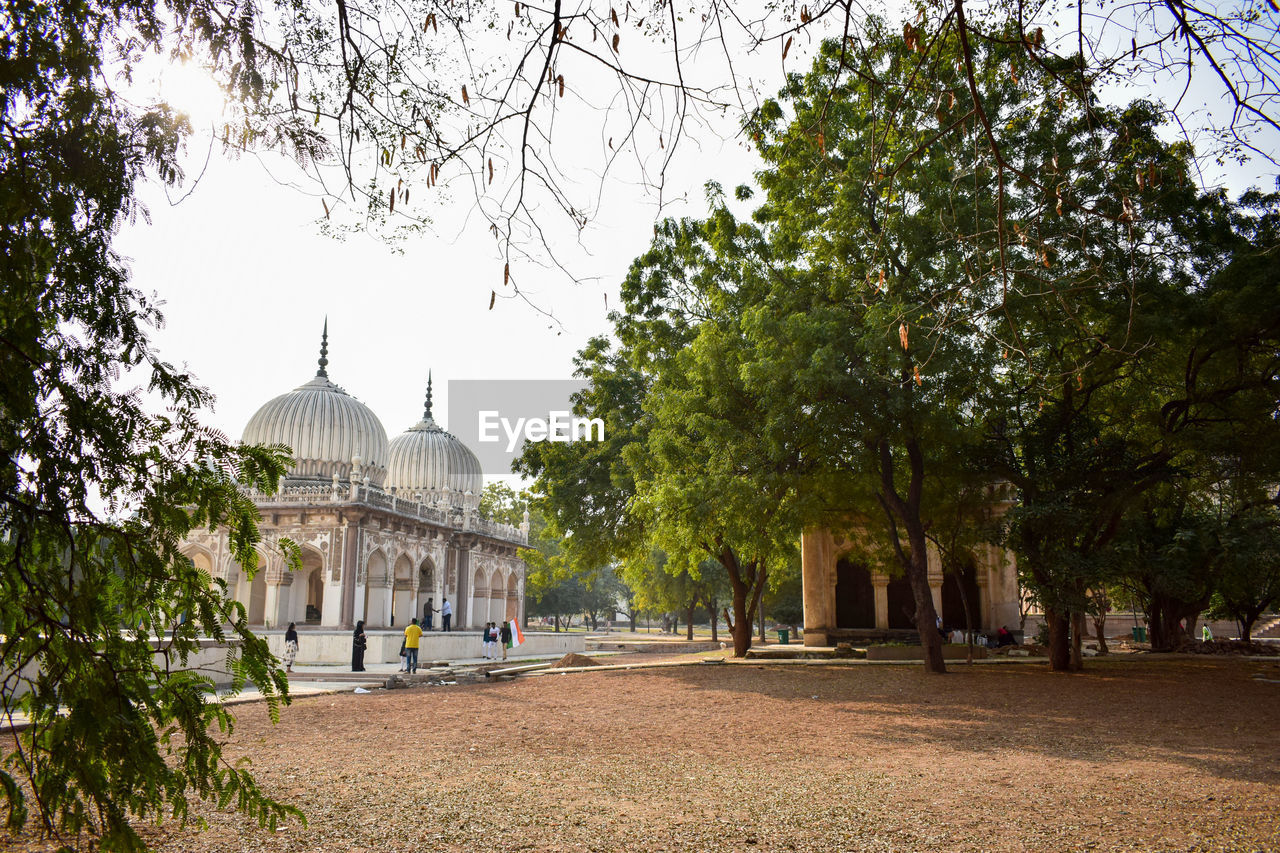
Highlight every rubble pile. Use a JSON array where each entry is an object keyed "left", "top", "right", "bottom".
[{"left": 552, "top": 652, "right": 603, "bottom": 668}]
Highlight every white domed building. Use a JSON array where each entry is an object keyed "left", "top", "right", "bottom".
[{"left": 180, "top": 324, "right": 527, "bottom": 639}]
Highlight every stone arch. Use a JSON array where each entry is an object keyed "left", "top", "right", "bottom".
[
  {"left": 182, "top": 545, "right": 216, "bottom": 576},
  {"left": 470, "top": 566, "right": 488, "bottom": 629},
  {"left": 835, "top": 558, "right": 875, "bottom": 629},
  {"left": 886, "top": 574, "right": 915, "bottom": 630},
  {"left": 941, "top": 549, "right": 982, "bottom": 634},
  {"left": 418, "top": 557, "right": 437, "bottom": 627},
  {"left": 506, "top": 573, "right": 519, "bottom": 621},
  {"left": 362, "top": 548, "right": 390, "bottom": 627},
  {"left": 488, "top": 568, "right": 505, "bottom": 623},
  {"left": 287, "top": 545, "right": 326, "bottom": 626},
  {"left": 391, "top": 553, "right": 415, "bottom": 627},
  {"left": 235, "top": 550, "right": 269, "bottom": 626}
]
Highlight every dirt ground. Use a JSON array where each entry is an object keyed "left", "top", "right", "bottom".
[{"left": 15, "top": 656, "right": 1280, "bottom": 852}]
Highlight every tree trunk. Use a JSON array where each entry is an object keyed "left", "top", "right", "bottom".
[
  {"left": 1092, "top": 615, "right": 1109, "bottom": 655},
  {"left": 900, "top": 528, "right": 944, "bottom": 673},
  {"left": 686, "top": 603, "right": 695, "bottom": 641},
  {"left": 1148, "top": 594, "right": 1191, "bottom": 651},
  {"left": 715, "top": 543, "right": 766, "bottom": 658},
  {"left": 709, "top": 596, "right": 718, "bottom": 643},
  {"left": 1069, "top": 609, "right": 1086, "bottom": 671},
  {"left": 729, "top": 585, "right": 752, "bottom": 656},
  {"left": 874, "top": 437, "right": 945, "bottom": 674},
  {"left": 1046, "top": 607, "right": 1071, "bottom": 671},
  {"left": 553, "top": 615, "right": 561, "bottom": 633}
]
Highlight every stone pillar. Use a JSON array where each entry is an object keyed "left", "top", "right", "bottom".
[
  {"left": 927, "top": 541, "right": 944, "bottom": 617},
  {"left": 987, "top": 544, "right": 1022, "bottom": 630},
  {"left": 517, "top": 576, "right": 526, "bottom": 627},
  {"left": 470, "top": 579, "right": 488, "bottom": 631},
  {"left": 265, "top": 583, "right": 283, "bottom": 629},
  {"left": 801, "top": 527, "right": 834, "bottom": 646},
  {"left": 339, "top": 516, "right": 362, "bottom": 629},
  {"left": 975, "top": 574, "right": 991, "bottom": 631},
  {"left": 453, "top": 537, "right": 472, "bottom": 627},
  {"left": 873, "top": 579, "right": 889, "bottom": 630}
]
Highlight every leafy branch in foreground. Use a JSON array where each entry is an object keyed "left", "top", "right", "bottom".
[{"left": 2, "top": 0, "right": 305, "bottom": 846}]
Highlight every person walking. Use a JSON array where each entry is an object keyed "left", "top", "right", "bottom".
[
  {"left": 283, "top": 622, "right": 299, "bottom": 673},
  {"left": 351, "top": 620, "right": 367, "bottom": 672},
  {"left": 499, "top": 620, "right": 512, "bottom": 661},
  {"left": 403, "top": 617, "right": 423, "bottom": 674},
  {"left": 441, "top": 597, "right": 452, "bottom": 631}
]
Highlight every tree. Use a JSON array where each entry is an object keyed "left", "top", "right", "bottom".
[
  {"left": 763, "top": 559, "right": 804, "bottom": 637},
  {"left": 9, "top": 0, "right": 1274, "bottom": 846},
  {"left": 1213, "top": 521, "right": 1280, "bottom": 643},
  {"left": 732, "top": 22, "right": 1044, "bottom": 673},
  {"left": 525, "top": 571, "right": 582, "bottom": 631},
  {"left": 263, "top": 0, "right": 1280, "bottom": 297},
  {"left": 579, "top": 568, "right": 629, "bottom": 630},
  {"left": 478, "top": 481, "right": 527, "bottom": 526},
  {"left": 0, "top": 0, "right": 316, "bottom": 846}
]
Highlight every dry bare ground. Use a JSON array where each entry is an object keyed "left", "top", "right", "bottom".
[{"left": 16, "top": 657, "right": 1280, "bottom": 852}]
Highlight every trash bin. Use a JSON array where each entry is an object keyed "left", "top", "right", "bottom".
[
  {"left": 1131, "top": 626, "right": 1147, "bottom": 643},
  {"left": 777, "top": 628, "right": 790, "bottom": 645}
]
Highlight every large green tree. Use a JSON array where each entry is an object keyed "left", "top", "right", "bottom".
[
  {"left": 732, "top": 21, "right": 1040, "bottom": 672},
  {"left": 1, "top": 1, "right": 309, "bottom": 845}
]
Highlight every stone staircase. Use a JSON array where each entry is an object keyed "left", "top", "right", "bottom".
[{"left": 1254, "top": 616, "right": 1280, "bottom": 639}]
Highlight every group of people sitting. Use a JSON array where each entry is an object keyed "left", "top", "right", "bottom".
[{"left": 943, "top": 624, "right": 1019, "bottom": 647}]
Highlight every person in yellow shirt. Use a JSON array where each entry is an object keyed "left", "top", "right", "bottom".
[{"left": 403, "top": 618, "right": 423, "bottom": 674}]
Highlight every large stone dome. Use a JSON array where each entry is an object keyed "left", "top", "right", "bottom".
[
  {"left": 385, "top": 377, "right": 483, "bottom": 498},
  {"left": 241, "top": 325, "right": 389, "bottom": 486}
]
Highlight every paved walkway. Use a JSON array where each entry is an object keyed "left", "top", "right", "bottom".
[{"left": 1, "top": 651, "right": 571, "bottom": 732}]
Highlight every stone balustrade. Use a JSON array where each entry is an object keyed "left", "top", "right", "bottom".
[{"left": 242, "top": 482, "right": 527, "bottom": 546}]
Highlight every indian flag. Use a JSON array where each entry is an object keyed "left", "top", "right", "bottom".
[{"left": 508, "top": 620, "right": 525, "bottom": 648}]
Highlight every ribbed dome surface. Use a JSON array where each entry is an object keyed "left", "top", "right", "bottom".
[
  {"left": 385, "top": 416, "right": 483, "bottom": 497},
  {"left": 242, "top": 376, "right": 389, "bottom": 486}
]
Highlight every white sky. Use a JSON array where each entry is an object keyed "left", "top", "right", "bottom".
[{"left": 113, "top": 7, "right": 1277, "bottom": 480}]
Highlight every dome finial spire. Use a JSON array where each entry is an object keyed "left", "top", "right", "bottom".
[
  {"left": 424, "top": 370, "right": 434, "bottom": 420},
  {"left": 317, "top": 317, "right": 329, "bottom": 378}
]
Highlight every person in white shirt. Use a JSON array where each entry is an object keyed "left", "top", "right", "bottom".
[{"left": 441, "top": 597, "right": 452, "bottom": 631}]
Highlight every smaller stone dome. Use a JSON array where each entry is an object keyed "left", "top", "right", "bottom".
[{"left": 385, "top": 375, "right": 483, "bottom": 498}]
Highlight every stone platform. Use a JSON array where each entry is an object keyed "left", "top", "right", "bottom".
[{"left": 264, "top": 628, "right": 584, "bottom": 666}]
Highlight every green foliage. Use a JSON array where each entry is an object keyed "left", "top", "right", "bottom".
[
  {"left": 764, "top": 560, "right": 804, "bottom": 629},
  {"left": 514, "top": 336, "right": 649, "bottom": 571},
  {"left": 0, "top": 0, "right": 312, "bottom": 846},
  {"left": 478, "top": 481, "right": 527, "bottom": 527}
]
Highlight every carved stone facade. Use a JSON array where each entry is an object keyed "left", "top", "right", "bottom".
[
  {"left": 183, "top": 483, "right": 527, "bottom": 630},
  {"left": 182, "top": 324, "right": 527, "bottom": 630}
]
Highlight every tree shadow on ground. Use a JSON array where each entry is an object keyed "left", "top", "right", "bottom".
[{"left": 650, "top": 657, "right": 1280, "bottom": 785}]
